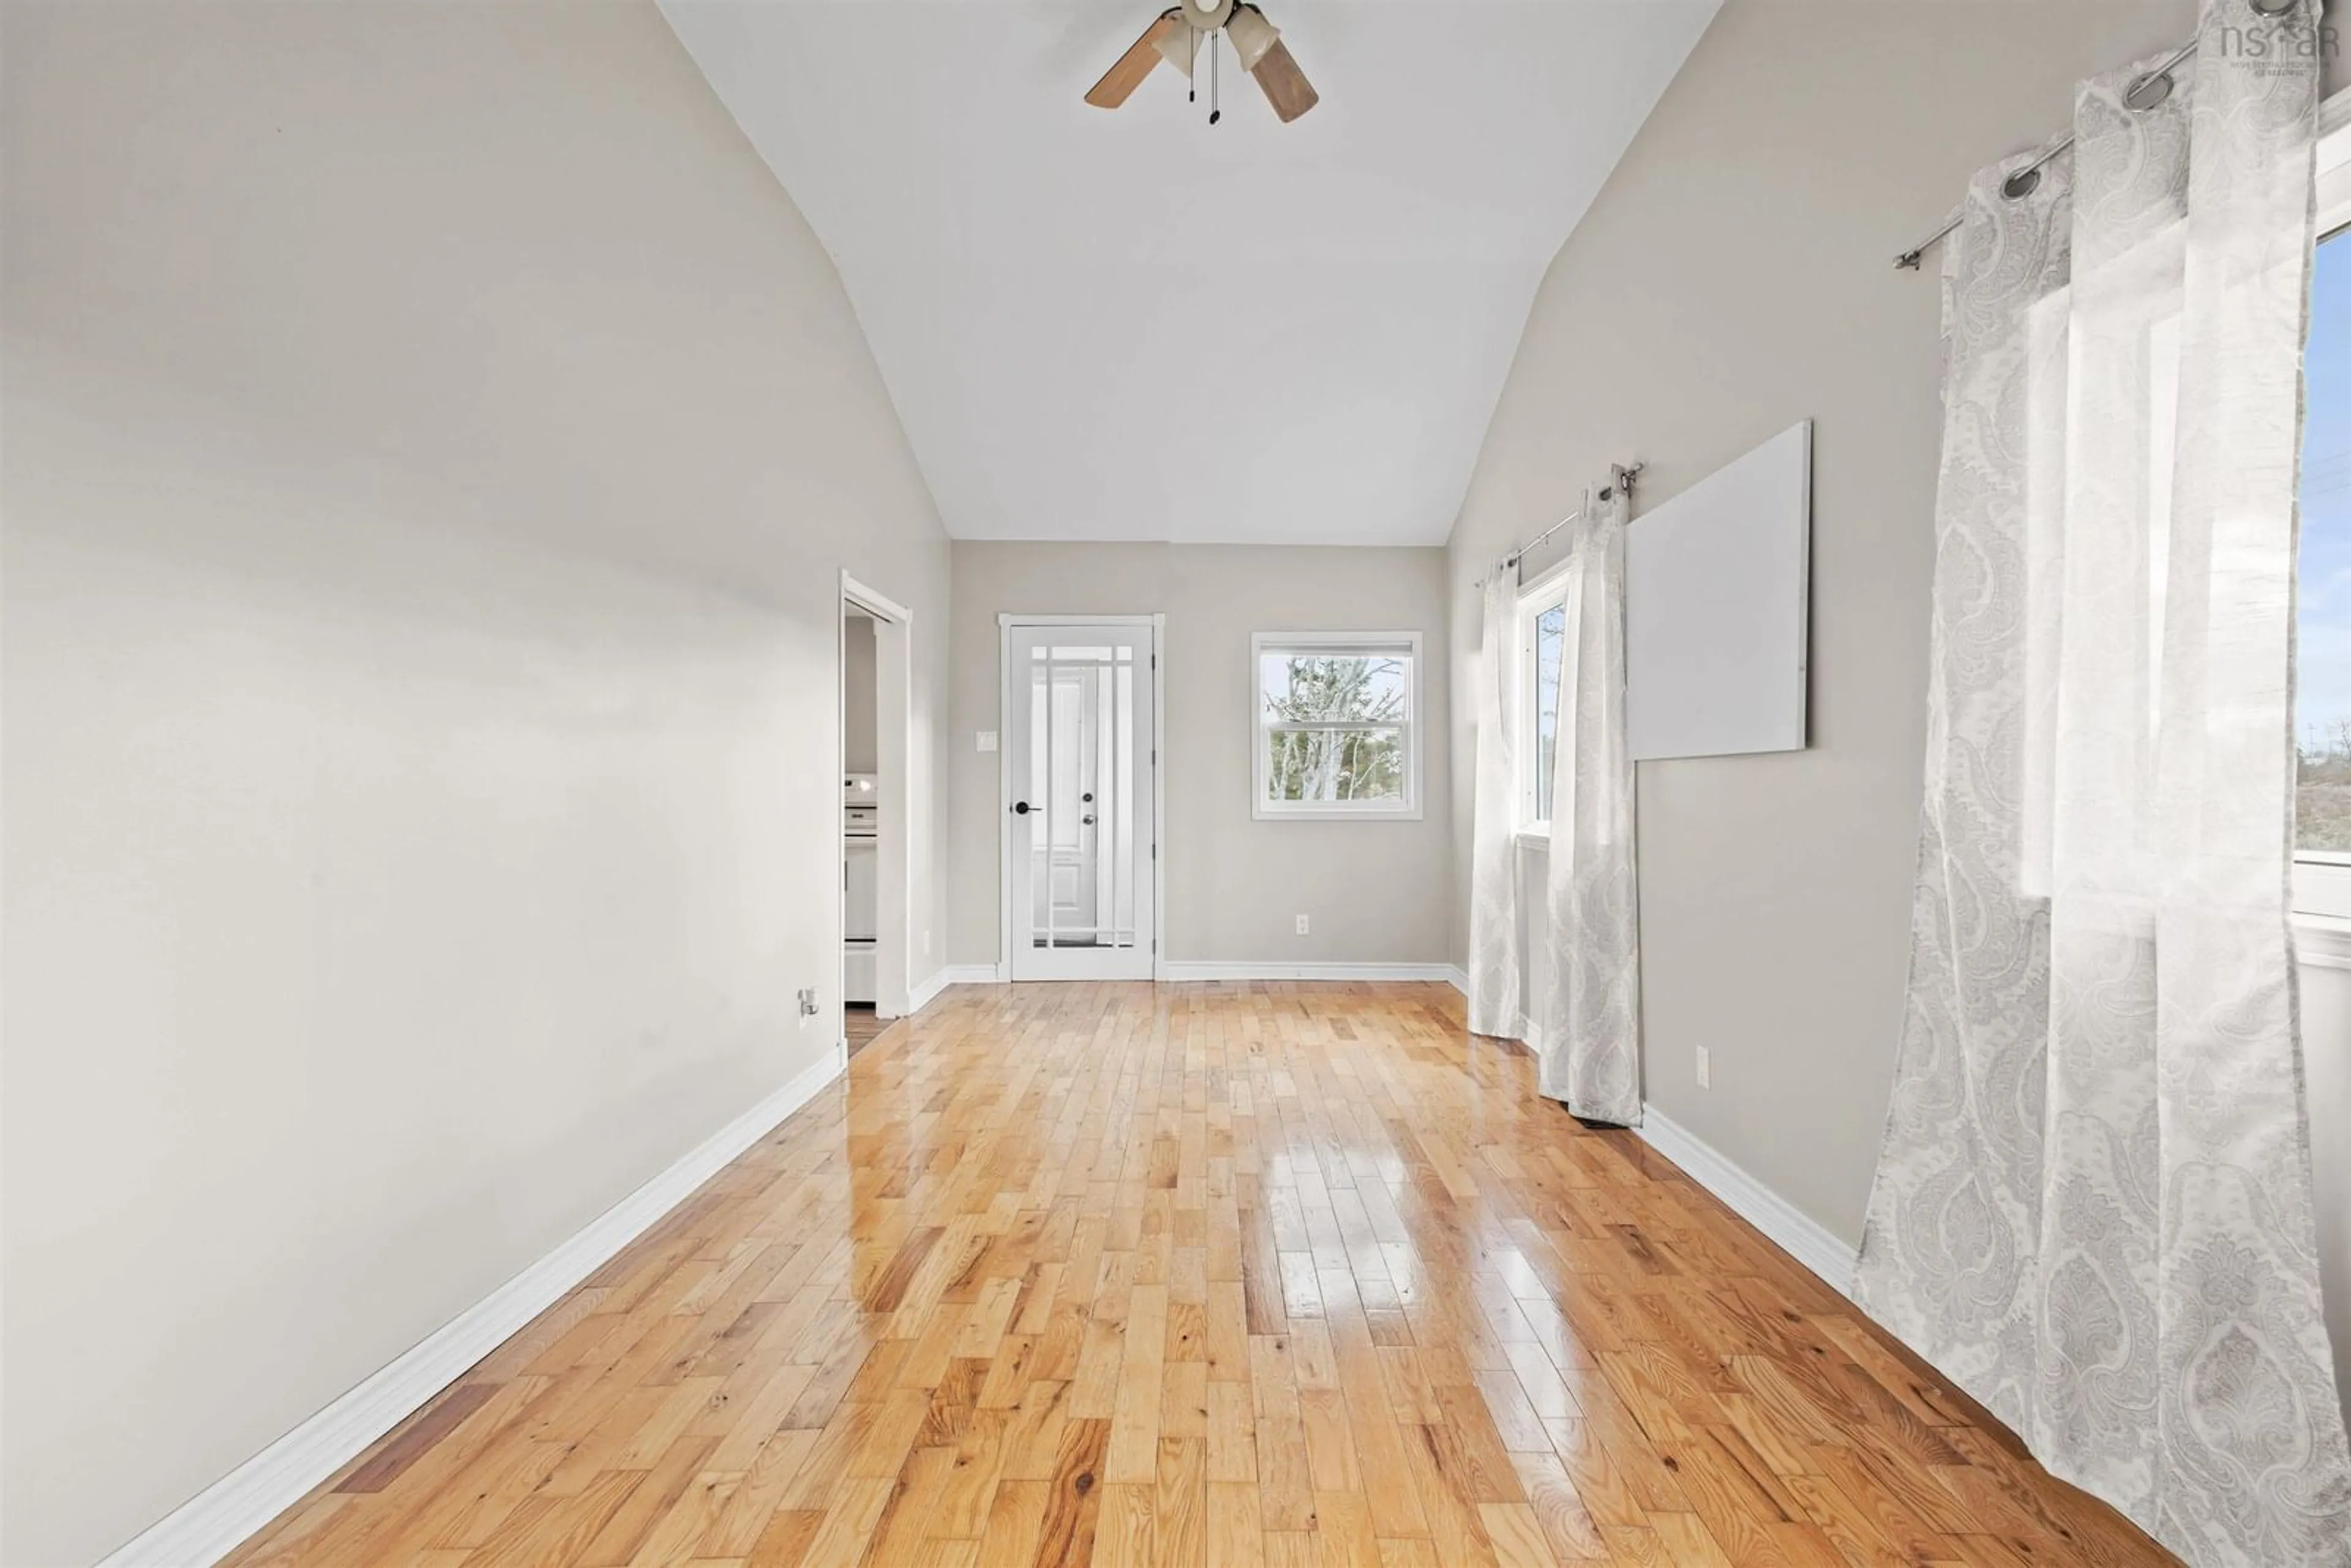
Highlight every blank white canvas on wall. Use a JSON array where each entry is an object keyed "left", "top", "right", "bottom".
[{"left": 1625, "top": 420, "right": 1810, "bottom": 761}]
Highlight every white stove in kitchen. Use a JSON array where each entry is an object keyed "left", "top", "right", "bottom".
[{"left": 843, "top": 773, "right": 877, "bottom": 1004}]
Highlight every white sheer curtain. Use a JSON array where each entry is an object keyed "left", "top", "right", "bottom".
[
  {"left": 1539, "top": 484, "right": 1641, "bottom": 1124},
  {"left": 1854, "top": 4, "right": 2351, "bottom": 1562},
  {"left": 1467, "top": 571, "right": 1523, "bottom": 1034},
  {"left": 1467, "top": 568, "right": 1523, "bottom": 1039}
]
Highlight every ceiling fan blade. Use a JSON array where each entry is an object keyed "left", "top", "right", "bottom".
[
  {"left": 1086, "top": 12, "right": 1179, "bottom": 109},
  {"left": 1247, "top": 36, "right": 1318, "bottom": 122}
]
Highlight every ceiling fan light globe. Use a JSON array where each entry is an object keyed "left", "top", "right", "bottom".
[
  {"left": 1226, "top": 7, "right": 1280, "bottom": 72},
  {"left": 1152, "top": 22, "right": 1198, "bottom": 79}
]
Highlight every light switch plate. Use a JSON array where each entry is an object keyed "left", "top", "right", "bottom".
[{"left": 977, "top": 730, "right": 999, "bottom": 752}]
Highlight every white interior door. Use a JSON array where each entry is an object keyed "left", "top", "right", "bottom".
[{"left": 1005, "top": 621, "right": 1155, "bottom": 980}]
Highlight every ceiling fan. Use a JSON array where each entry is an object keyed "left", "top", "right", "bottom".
[{"left": 1085, "top": 0, "right": 1318, "bottom": 124}]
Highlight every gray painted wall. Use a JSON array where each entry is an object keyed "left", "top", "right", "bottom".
[
  {"left": 1444, "top": 0, "right": 2251, "bottom": 1246},
  {"left": 948, "top": 542, "right": 1453, "bottom": 969},
  {"left": 2333, "top": 0, "right": 2350, "bottom": 96},
  {"left": 1, "top": 4, "right": 950, "bottom": 1561}
]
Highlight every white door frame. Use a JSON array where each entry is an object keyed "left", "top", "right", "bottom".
[
  {"left": 998, "top": 613, "right": 1166, "bottom": 981},
  {"left": 843, "top": 572, "right": 914, "bottom": 1033}
]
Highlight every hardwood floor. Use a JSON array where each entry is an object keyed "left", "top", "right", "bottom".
[
  {"left": 222, "top": 981, "right": 2178, "bottom": 1567},
  {"left": 844, "top": 1005, "right": 892, "bottom": 1059}
]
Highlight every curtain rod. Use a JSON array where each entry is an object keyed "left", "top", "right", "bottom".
[
  {"left": 1502, "top": 462, "right": 1643, "bottom": 571},
  {"left": 1891, "top": 33, "right": 2208, "bottom": 271}
]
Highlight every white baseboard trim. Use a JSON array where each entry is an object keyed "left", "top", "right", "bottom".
[
  {"left": 903, "top": 965, "right": 956, "bottom": 1013},
  {"left": 1634, "top": 1102, "right": 1858, "bottom": 1300},
  {"left": 98, "top": 1041, "right": 850, "bottom": 1568},
  {"left": 1157, "top": 961, "right": 1461, "bottom": 983},
  {"left": 936, "top": 962, "right": 1458, "bottom": 988}
]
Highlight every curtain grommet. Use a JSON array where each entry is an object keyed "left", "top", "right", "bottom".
[
  {"left": 2125, "top": 72, "right": 2174, "bottom": 111},
  {"left": 2002, "top": 168, "right": 2042, "bottom": 200}
]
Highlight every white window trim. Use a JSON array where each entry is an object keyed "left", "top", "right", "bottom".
[
  {"left": 1515, "top": 557, "right": 1572, "bottom": 846},
  {"left": 2295, "top": 91, "right": 2351, "bottom": 922},
  {"left": 1251, "top": 630, "right": 1423, "bottom": 821}
]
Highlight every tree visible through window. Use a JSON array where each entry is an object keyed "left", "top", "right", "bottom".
[{"left": 1254, "top": 635, "right": 1419, "bottom": 817}]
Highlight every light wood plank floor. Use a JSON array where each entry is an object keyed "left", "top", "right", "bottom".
[
  {"left": 223, "top": 981, "right": 2179, "bottom": 1567},
  {"left": 844, "top": 1005, "right": 894, "bottom": 1060}
]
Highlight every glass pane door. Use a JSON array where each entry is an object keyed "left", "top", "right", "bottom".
[{"left": 1006, "top": 623, "right": 1155, "bottom": 980}]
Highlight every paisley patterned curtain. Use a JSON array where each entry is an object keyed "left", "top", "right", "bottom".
[
  {"left": 1854, "top": 3, "right": 2351, "bottom": 1562},
  {"left": 1537, "top": 483, "right": 1641, "bottom": 1125},
  {"left": 1467, "top": 568, "right": 1524, "bottom": 1040}
]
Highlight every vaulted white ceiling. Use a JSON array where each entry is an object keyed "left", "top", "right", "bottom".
[{"left": 661, "top": 0, "right": 1717, "bottom": 545}]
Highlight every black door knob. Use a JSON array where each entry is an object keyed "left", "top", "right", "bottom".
[
  {"left": 1082, "top": 814, "right": 1097, "bottom": 826},
  {"left": 1012, "top": 801, "right": 1032, "bottom": 815}
]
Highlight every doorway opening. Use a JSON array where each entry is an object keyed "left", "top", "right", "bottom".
[
  {"left": 841, "top": 574, "right": 913, "bottom": 1056},
  {"left": 842, "top": 605, "right": 882, "bottom": 1053}
]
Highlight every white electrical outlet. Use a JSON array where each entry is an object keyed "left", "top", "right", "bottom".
[
  {"left": 1295, "top": 914, "right": 1310, "bottom": 936},
  {"left": 797, "top": 987, "right": 819, "bottom": 1029},
  {"left": 923, "top": 929, "right": 932, "bottom": 957},
  {"left": 1696, "top": 1046, "right": 1712, "bottom": 1088},
  {"left": 977, "top": 730, "right": 999, "bottom": 752}
]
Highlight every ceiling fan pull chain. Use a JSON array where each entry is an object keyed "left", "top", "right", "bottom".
[{"left": 1209, "top": 28, "right": 1220, "bottom": 124}]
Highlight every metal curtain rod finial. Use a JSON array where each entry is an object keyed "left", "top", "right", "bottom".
[
  {"left": 1891, "top": 32, "right": 2207, "bottom": 270},
  {"left": 1602, "top": 460, "right": 1644, "bottom": 501},
  {"left": 1502, "top": 461, "right": 1644, "bottom": 569}
]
